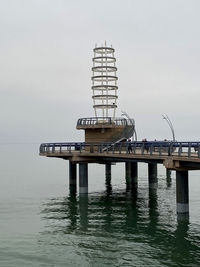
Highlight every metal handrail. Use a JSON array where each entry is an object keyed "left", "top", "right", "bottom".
[
  {"left": 40, "top": 141, "right": 200, "bottom": 158},
  {"left": 77, "top": 117, "right": 134, "bottom": 127}
]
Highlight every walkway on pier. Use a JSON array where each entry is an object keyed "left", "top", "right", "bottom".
[{"left": 40, "top": 141, "right": 200, "bottom": 170}]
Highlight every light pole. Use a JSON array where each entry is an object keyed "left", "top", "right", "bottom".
[
  {"left": 121, "top": 110, "right": 137, "bottom": 141},
  {"left": 162, "top": 114, "right": 175, "bottom": 141}
]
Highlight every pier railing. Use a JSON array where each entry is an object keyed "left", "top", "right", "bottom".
[{"left": 40, "top": 141, "right": 200, "bottom": 158}]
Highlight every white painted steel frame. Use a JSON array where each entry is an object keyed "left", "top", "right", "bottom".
[{"left": 92, "top": 43, "right": 118, "bottom": 119}]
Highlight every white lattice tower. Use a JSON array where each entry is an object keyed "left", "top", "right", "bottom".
[{"left": 92, "top": 42, "right": 118, "bottom": 119}]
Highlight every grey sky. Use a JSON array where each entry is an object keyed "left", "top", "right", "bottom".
[{"left": 1, "top": 0, "right": 200, "bottom": 142}]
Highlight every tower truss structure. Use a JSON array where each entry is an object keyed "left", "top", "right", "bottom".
[{"left": 92, "top": 43, "right": 118, "bottom": 119}]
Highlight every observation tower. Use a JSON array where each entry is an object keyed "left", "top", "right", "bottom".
[
  {"left": 77, "top": 43, "right": 136, "bottom": 144},
  {"left": 92, "top": 44, "right": 117, "bottom": 118}
]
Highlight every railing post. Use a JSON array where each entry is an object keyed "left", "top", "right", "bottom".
[
  {"left": 168, "top": 143, "right": 172, "bottom": 156},
  {"left": 112, "top": 145, "right": 114, "bottom": 154},
  {"left": 106, "top": 144, "right": 109, "bottom": 153},
  {"left": 133, "top": 143, "right": 136, "bottom": 154},
  {"left": 100, "top": 144, "right": 103, "bottom": 153},
  {"left": 159, "top": 144, "right": 162, "bottom": 156},
  {"left": 119, "top": 143, "right": 122, "bottom": 154},
  {"left": 188, "top": 144, "right": 191, "bottom": 158},
  {"left": 178, "top": 144, "right": 182, "bottom": 156},
  {"left": 90, "top": 144, "right": 94, "bottom": 153},
  {"left": 98, "top": 144, "right": 101, "bottom": 153},
  {"left": 150, "top": 144, "right": 153, "bottom": 155},
  {"left": 141, "top": 144, "right": 144, "bottom": 155},
  {"left": 126, "top": 143, "right": 128, "bottom": 154}
]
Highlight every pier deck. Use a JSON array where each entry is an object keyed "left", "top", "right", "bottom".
[{"left": 40, "top": 141, "right": 200, "bottom": 171}]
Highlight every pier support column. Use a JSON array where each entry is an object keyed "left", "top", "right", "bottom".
[
  {"left": 131, "top": 162, "right": 138, "bottom": 189},
  {"left": 125, "top": 162, "right": 138, "bottom": 189},
  {"left": 79, "top": 195, "right": 88, "bottom": 230},
  {"left": 176, "top": 170, "right": 189, "bottom": 214},
  {"left": 166, "top": 169, "right": 172, "bottom": 187},
  {"left": 69, "top": 161, "right": 77, "bottom": 193},
  {"left": 105, "top": 163, "right": 111, "bottom": 183},
  {"left": 125, "top": 162, "right": 131, "bottom": 188},
  {"left": 79, "top": 163, "right": 88, "bottom": 194},
  {"left": 148, "top": 163, "right": 158, "bottom": 188},
  {"left": 166, "top": 169, "right": 171, "bottom": 177},
  {"left": 105, "top": 163, "right": 112, "bottom": 194}
]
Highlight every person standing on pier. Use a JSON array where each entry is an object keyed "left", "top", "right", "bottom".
[
  {"left": 128, "top": 138, "right": 132, "bottom": 153},
  {"left": 142, "top": 138, "right": 149, "bottom": 153}
]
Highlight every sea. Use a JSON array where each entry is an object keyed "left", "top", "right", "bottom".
[{"left": 0, "top": 144, "right": 200, "bottom": 266}]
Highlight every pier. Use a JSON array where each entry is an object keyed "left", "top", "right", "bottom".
[
  {"left": 40, "top": 43, "right": 200, "bottom": 216},
  {"left": 40, "top": 141, "right": 200, "bottom": 215}
]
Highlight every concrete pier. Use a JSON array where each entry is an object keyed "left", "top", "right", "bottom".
[
  {"left": 105, "top": 163, "right": 111, "bottom": 183},
  {"left": 176, "top": 170, "right": 189, "bottom": 214},
  {"left": 166, "top": 169, "right": 172, "bottom": 187},
  {"left": 79, "top": 195, "right": 88, "bottom": 230},
  {"left": 148, "top": 163, "right": 158, "bottom": 188},
  {"left": 69, "top": 161, "right": 77, "bottom": 193},
  {"left": 125, "top": 162, "right": 131, "bottom": 188},
  {"left": 131, "top": 162, "right": 138, "bottom": 189},
  {"left": 125, "top": 162, "right": 138, "bottom": 189},
  {"left": 79, "top": 163, "right": 88, "bottom": 194}
]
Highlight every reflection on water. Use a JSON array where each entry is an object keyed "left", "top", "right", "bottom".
[{"left": 40, "top": 185, "right": 200, "bottom": 266}]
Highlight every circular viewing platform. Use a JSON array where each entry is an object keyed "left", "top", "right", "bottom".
[{"left": 76, "top": 117, "right": 134, "bottom": 129}]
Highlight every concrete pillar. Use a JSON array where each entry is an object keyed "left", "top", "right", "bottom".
[
  {"left": 105, "top": 163, "right": 112, "bottom": 194},
  {"left": 125, "top": 162, "right": 138, "bottom": 189},
  {"left": 166, "top": 169, "right": 172, "bottom": 187},
  {"left": 131, "top": 162, "right": 138, "bottom": 189},
  {"left": 79, "top": 163, "right": 88, "bottom": 194},
  {"left": 79, "top": 195, "right": 88, "bottom": 230},
  {"left": 176, "top": 170, "right": 189, "bottom": 214},
  {"left": 105, "top": 163, "right": 111, "bottom": 183},
  {"left": 69, "top": 161, "right": 77, "bottom": 193},
  {"left": 125, "top": 162, "right": 131, "bottom": 188},
  {"left": 148, "top": 163, "right": 158, "bottom": 188}
]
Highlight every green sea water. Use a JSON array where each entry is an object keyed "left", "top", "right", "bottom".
[{"left": 0, "top": 144, "right": 200, "bottom": 266}]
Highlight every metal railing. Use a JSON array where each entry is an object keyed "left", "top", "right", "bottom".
[
  {"left": 77, "top": 117, "right": 134, "bottom": 127},
  {"left": 40, "top": 141, "right": 200, "bottom": 159}
]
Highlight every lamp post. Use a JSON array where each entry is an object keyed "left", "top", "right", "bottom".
[
  {"left": 121, "top": 110, "right": 137, "bottom": 141},
  {"left": 162, "top": 114, "right": 175, "bottom": 141}
]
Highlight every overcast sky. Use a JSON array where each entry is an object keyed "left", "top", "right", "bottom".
[{"left": 1, "top": 0, "right": 200, "bottom": 143}]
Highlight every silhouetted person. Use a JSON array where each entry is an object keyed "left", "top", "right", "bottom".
[{"left": 128, "top": 138, "right": 132, "bottom": 153}]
